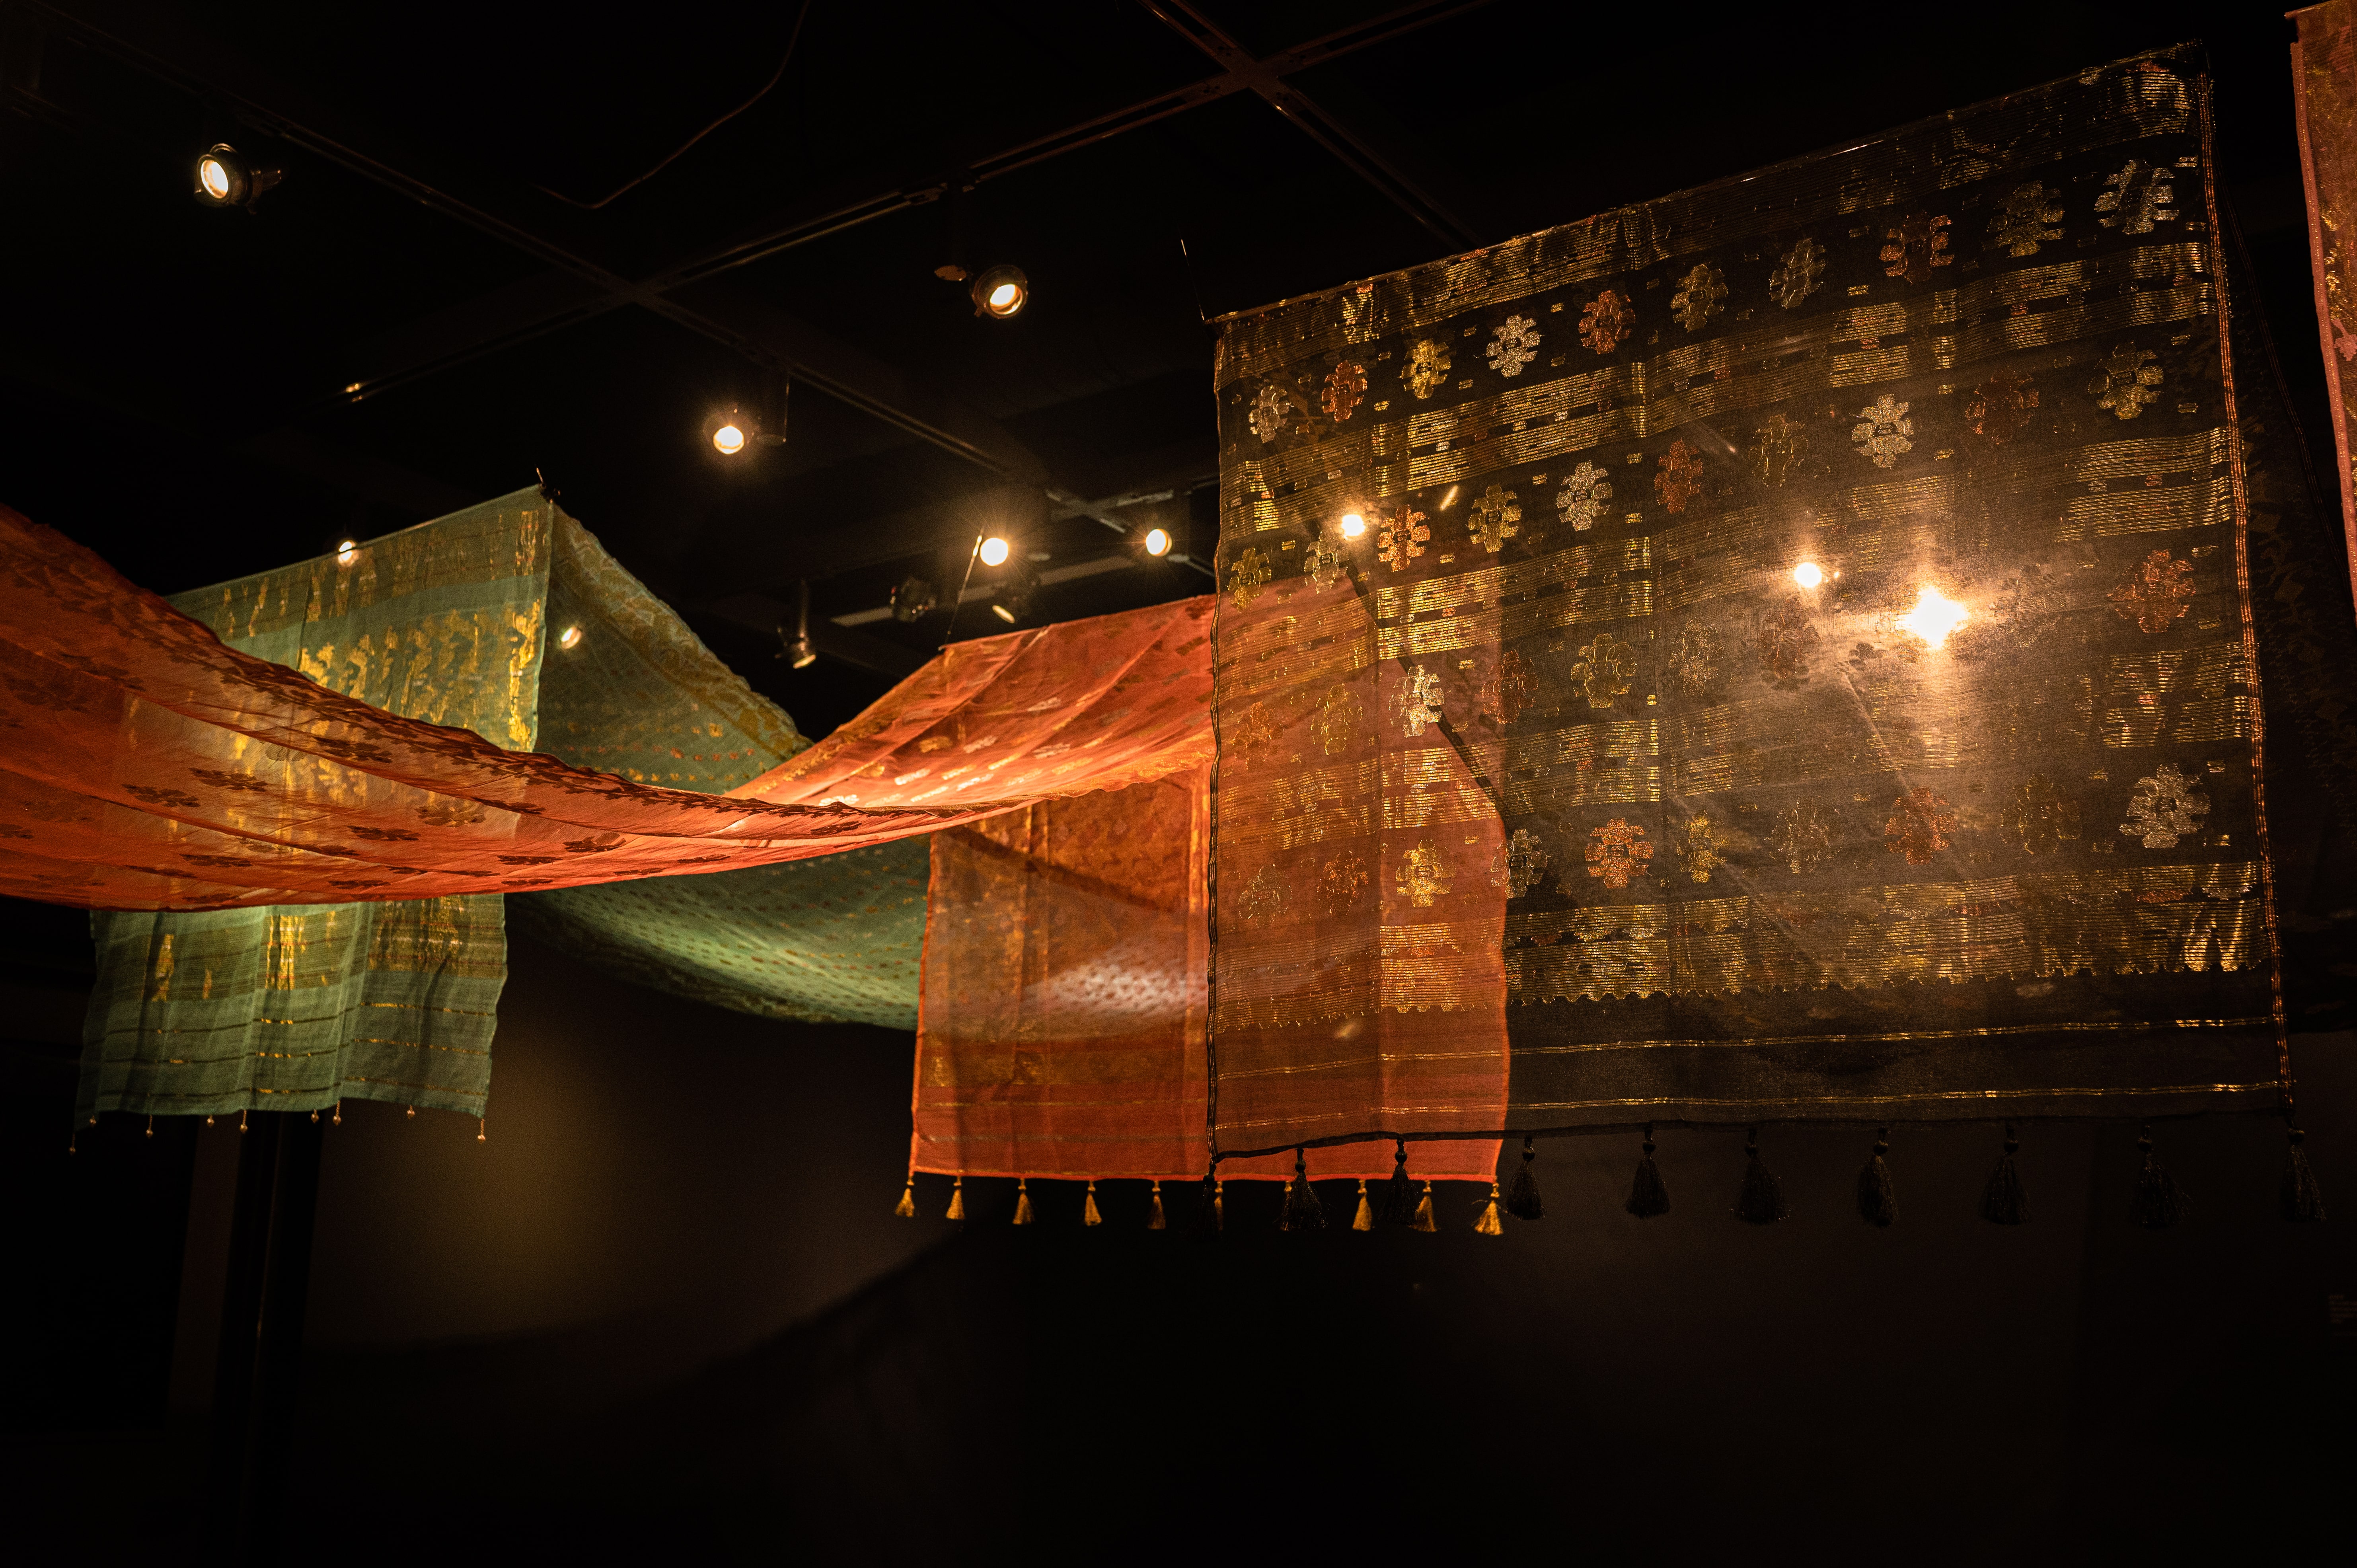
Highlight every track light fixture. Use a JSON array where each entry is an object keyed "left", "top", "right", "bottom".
[
  {"left": 970, "top": 265, "right": 1029, "bottom": 319},
  {"left": 704, "top": 374, "right": 789, "bottom": 457},
  {"left": 194, "top": 144, "right": 281, "bottom": 211},
  {"left": 779, "top": 580, "right": 818, "bottom": 668},
  {"left": 991, "top": 561, "right": 1040, "bottom": 624},
  {"left": 1142, "top": 526, "right": 1172, "bottom": 558},
  {"left": 891, "top": 575, "right": 939, "bottom": 622}
]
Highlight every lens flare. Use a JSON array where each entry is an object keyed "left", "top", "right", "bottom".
[
  {"left": 335, "top": 540, "right": 358, "bottom": 566},
  {"left": 979, "top": 536, "right": 1011, "bottom": 567},
  {"left": 1897, "top": 585, "right": 1969, "bottom": 649}
]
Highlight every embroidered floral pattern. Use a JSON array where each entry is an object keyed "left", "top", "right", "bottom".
[
  {"left": 1492, "top": 828, "right": 1550, "bottom": 898},
  {"left": 2095, "top": 158, "right": 2177, "bottom": 234},
  {"left": 1679, "top": 815, "right": 1726, "bottom": 883},
  {"left": 2120, "top": 762, "right": 2208, "bottom": 849},
  {"left": 1398, "top": 666, "right": 1445, "bottom": 737},
  {"left": 1377, "top": 504, "right": 1430, "bottom": 571},
  {"left": 1654, "top": 439, "right": 1704, "bottom": 512},
  {"left": 2108, "top": 549, "right": 2194, "bottom": 633},
  {"left": 1880, "top": 212, "right": 1952, "bottom": 284},
  {"left": 2089, "top": 341, "right": 2163, "bottom": 419},
  {"left": 1578, "top": 289, "right": 1636, "bottom": 353},
  {"left": 1322, "top": 359, "right": 1368, "bottom": 421},
  {"left": 1569, "top": 633, "right": 1638, "bottom": 709},
  {"left": 1671, "top": 263, "right": 1727, "bottom": 330},
  {"left": 1769, "top": 237, "right": 1827, "bottom": 309},
  {"left": 1669, "top": 622, "right": 1723, "bottom": 697},
  {"left": 1231, "top": 701, "right": 1278, "bottom": 764},
  {"left": 1555, "top": 461, "right": 1612, "bottom": 530},
  {"left": 1747, "top": 413, "right": 1808, "bottom": 487},
  {"left": 1481, "top": 648, "right": 1536, "bottom": 725},
  {"left": 1487, "top": 314, "right": 1541, "bottom": 377},
  {"left": 1468, "top": 484, "right": 1522, "bottom": 552},
  {"left": 1999, "top": 773, "right": 2080, "bottom": 855},
  {"left": 1250, "top": 383, "right": 1292, "bottom": 443},
  {"left": 1965, "top": 372, "right": 2039, "bottom": 445},
  {"left": 1397, "top": 840, "right": 1451, "bottom": 906},
  {"left": 1237, "top": 865, "right": 1289, "bottom": 925},
  {"left": 1226, "top": 546, "right": 1271, "bottom": 610},
  {"left": 1884, "top": 786, "right": 1956, "bottom": 865},
  {"left": 1403, "top": 338, "right": 1452, "bottom": 399},
  {"left": 1851, "top": 393, "right": 1915, "bottom": 468},
  {"left": 1755, "top": 594, "right": 1821, "bottom": 689},
  {"left": 1769, "top": 801, "right": 1833, "bottom": 873},
  {"left": 1313, "top": 686, "right": 1362, "bottom": 756},
  {"left": 1585, "top": 818, "right": 1654, "bottom": 889},
  {"left": 1988, "top": 181, "right": 2065, "bottom": 256},
  {"left": 1303, "top": 538, "right": 1346, "bottom": 590},
  {"left": 1320, "top": 848, "right": 1370, "bottom": 915}
]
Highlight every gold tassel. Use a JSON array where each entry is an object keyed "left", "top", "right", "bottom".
[
  {"left": 238, "top": 1109, "right": 249, "bottom": 1134},
  {"left": 477, "top": 1118, "right": 487, "bottom": 1144},
  {"left": 331, "top": 1101, "right": 342, "bottom": 1126},
  {"left": 405, "top": 1106, "right": 415, "bottom": 1119},
  {"left": 1413, "top": 1180, "right": 1436, "bottom": 1232},
  {"left": 893, "top": 1180, "right": 916, "bottom": 1219},
  {"left": 1147, "top": 1180, "right": 1166, "bottom": 1229},
  {"left": 1083, "top": 1180, "right": 1102, "bottom": 1226},
  {"left": 1473, "top": 1182, "right": 1504, "bottom": 1236},
  {"left": 945, "top": 1176, "right": 965, "bottom": 1221},
  {"left": 1214, "top": 1178, "right": 1225, "bottom": 1231},
  {"left": 1352, "top": 1179, "right": 1374, "bottom": 1231},
  {"left": 309, "top": 1110, "right": 319, "bottom": 1124},
  {"left": 1013, "top": 1178, "right": 1035, "bottom": 1225},
  {"left": 146, "top": 1116, "right": 155, "bottom": 1138},
  {"left": 205, "top": 1115, "right": 216, "bottom": 1127}
]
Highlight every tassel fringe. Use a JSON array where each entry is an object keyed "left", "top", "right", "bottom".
[
  {"left": 1013, "top": 1177, "right": 1034, "bottom": 1226},
  {"left": 1980, "top": 1125, "right": 2028, "bottom": 1226},
  {"left": 893, "top": 1180, "right": 916, "bottom": 1219},
  {"left": 1626, "top": 1126, "right": 1670, "bottom": 1218},
  {"left": 1736, "top": 1128, "right": 1788, "bottom": 1225},
  {"left": 1473, "top": 1182, "right": 1504, "bottom": 1235},
  {"left": 2130, "top": 1126, "right": 2184, "bottom": 1230},
  {"left": 1192, "top": 1173, "right": 1223, "bottom": 1237},
  {"left": 1352, "top": 1180, "right": 1374, "bottom": 1231},
  {"left": 1281, "top": 1148, "right": 1325, "bottom": 1231},
  {"left": 1148, "top": 1180, "right": 1167, "bottom": 1230},
  {"left": 1855, "top": 1128, "right": 1897, "bottom": 1227},
  {"left": 2281, "top": 1129, "right": 2328, "bottom": 1223},
  {"left": 1384, "top": 1139, "right": 1418, "bottom": 1227},
  {"left": 1506, "top": 1135, "right": 1544, "bottom": 1221},
  {"left": 945, "top": 1176, "right": 965, "bottom": 1222},
  {"left": 1083, "top": 1180, "right": 1102, "bottom": 1227},
  {"left": 1413, "top": 1180, "right": 1436, "bottom": 1233}
]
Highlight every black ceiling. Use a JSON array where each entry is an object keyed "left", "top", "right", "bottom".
[{"left": 0, "top": 0, "right": 2329, "bottom": 738}]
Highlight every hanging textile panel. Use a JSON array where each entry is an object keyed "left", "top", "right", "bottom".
[
  {"left": 2292, "top": 0, "right": 2357, "bottom": 603},
  {"left": 1210, "top": 45, "right": 2288, "bottom": 1159},
  {"left": 78, "top": 490, "right": 553, "bottom": 1121}
]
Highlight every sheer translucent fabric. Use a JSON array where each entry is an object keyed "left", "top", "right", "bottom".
[{"left": 2292, "top": 1, "right": 2357, "bottom": 600}]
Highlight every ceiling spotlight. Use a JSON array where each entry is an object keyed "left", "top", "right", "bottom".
[
  {"left": 1142, "top": 527, "right": 1172, "bottom": 557},
  {"left": 891, "top": 575, "right": 940, "bottom": 622},
  {"left": 335, "top": 538, "right": 358, "bottom": 566},
  {"left": 1792, "top": 561, "right": 1823, "bottom": 589},
  {"left": 978, "top": 535, "right": 1011, "bottom": 567},
  {"left": 558, "top": 625, "right": 583, "bottom": 651},
  {"left": 712, "top": 418, "right": 747, "bottom": 456},
  {"left": 194, "top": 144, "right": 281, "bottom": 211},
  {"left": 971, "top": 265, "right": 1029, "bottom": 319},
  {"left": 779, "top": 580, "right": 819, "bottom": 668},
  {"left": 1338, "top": 511, "right": 1366, "bottom": 540},
  {"left": 991, "top": 561, "right": 1041, "bottom": 624}
]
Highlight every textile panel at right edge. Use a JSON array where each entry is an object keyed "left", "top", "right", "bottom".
[{"left": 1208, "top": 45, "right": 2312, "bottom": 1160}]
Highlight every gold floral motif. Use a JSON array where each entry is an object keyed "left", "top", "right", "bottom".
[
  {"left": 1250, "top": 383, "right": 1292, "bottom": 443},
  {"left": 1578, "top": 289, "right": 1636, "bottom": 353},
  {"left": 1492, "top": 828, "right": 1551, "bottom": 898},
  {"left": 2120, "top": 762, "right": 2208, "bottom": 849},
  {"left": 1679, "top": 814, "right": 1725, "bottom": 883},
  {"left": 1237, "top": 865, "right": 1289, "bottom": 925},
  {"left": 1226, "top": 546, "right": 1271, "bottom": 610},
  {"left": 1884, "top": 787, "right": 1956, "bottom": 866},
  {"left": 1585, "top": 818, "right": 1654, "bottom": 889},
  {"left": 1965, "top": 372, "right": 2039, "bottom": 445},
  {"left": 1313, "top": 686, "right": 1362, "bottom": 756},
  {"left": 1999, "top": 773, "right": 2081, "bottom": 855},
  {"left": 1769, "top": 800, "right": 1833, "bottom": 874},
  {"left": 2089, "top": 341, "right": 2163, "bottom": 419},
  {"left": 1988, "top": 181, "right": 2065, "bottom": 256},
  {"left": 1569, "top": 633, "right": 1638, "bottom": 709},
  {"left": 2095, "top": 158, "right": 2177, "bottom": 235},
  {"left": 1880, "top": 212, "right": 1952, "bottom": 284},
  {"left": 1319, "top": 848, "right": 1370, "bottom": 915},
  {"left": 1481, "top": 648, "right": 1536, "bottom": 725},
  {"left": 1303, "top": 538, "right": 1346, "bottom": 590},
  {"left": 2107, "top": 549, "right": 2194, "bottom": 633},
  {"left": 1403, "top": 338, "right": 1452, "bottom": 399},
  {"left": 1851, "top": 393, "right": 1914, "bottom": 468},
  {"left": 1746, "top": 413, "right": 1808, "bottom": 487},
  {"left": 1397, "top": 840, "right": 1451, "bottom": 906},
  {"left": 1555, "top": 461, "right": 1612, "bottom": 530},
  {"left": 1377, "top": 503, "right": 1430, "bottom": 571},
  {"left": 1755, "top": 594, "right": 1819, "bottom": 689},
  {"left": 1230, "top": 701, "right": 1278, "bottom": 764},
  {"left": 1322, "top": 360, "right": 1368, "bottom": 421},
  {"left": 1487, "top": 314, "right": 1541, "bottom": 377},
  {"left": 1669, "top": 621, "right": 1722, "bottom": 697},
  {"left": 1468, "top": 484, "right": 1522, "bottom": 552},
  {"left": 1398, "top": 666, "right": 1445, "bottom": 737},
  {"left": 1768, "top": 237, "right": 1827, "bottom": 309},
  {"left": 1670, "top": 263, "right": 1726, "bottom": 330},
  {"left": 1654, "top": 439, "right": 1704, "bottom": 512}
]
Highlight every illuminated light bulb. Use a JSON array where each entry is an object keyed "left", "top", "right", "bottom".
[
  {"left": 335, "top": 539, "right": 358, "bottom": 566},
  {"left": 558, "top": 625, "right": 582, "bottom": 651},
  {"left": 1896, "top": 584, "right": 1969, "bottom": 649},
  {"left": 199, "top": 156, "right": 232, "bottom": 202},
  {"left": 1338, "top": 511, "right": 1366, "bottom": 539},
  {"left": 991, "top": 603, "right": 1017, "bottom": 623},
  {"left": 989, "top": 284, "right": 1019, "bottom": 311},
  {"left": 712, "top": 423, "right": 746, "bottom": 455},
  {"left": 971, "top": 265, "right": 1030, "bottom": 319},
  {"left": 1143, "top": 527, "right": 1172, "bottom": 557},
  {"left": 1792, "top": 561, "right": 1823, "bottom": 589},
  {"left": 979, "top": 536, "right": 1011, "bottom": 567}
]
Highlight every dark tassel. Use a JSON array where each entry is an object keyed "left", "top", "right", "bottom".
[
  {"left": 1082, "top": 1180, "right": 1103, "bottom": 1227},
  {"left": 2281, "top": 1128, "right": 2327, "bottom": 1223},
  {"left": 1625, "top": 1125, "right": 1670, "bottom": 1218},
  {"left": 892, "top": 1179, "right": 916, "bottom": 1219},
  {"left": 1473, "top": 1182, "right": 1504, "bottom": 1235},
  {"left": 1735, "top": 1128, "right": 1788, "bottom": 1224},
  {"left": 1147, "top": 1180, "right": 1167, "bottom": 1230},
  {"left": 945, "top": 1176, "right": 965, "bottom": 1222},
  {"left": 1980, "top": 1124, "right": 2028, "bottom": 1226},
  {"left": 1383, "top": 1138, "right": 1418, "bottom": 1227},
  {"left": 1505, "top": 1135, "right": 1544, "bottom": 1221},
  {"left": 1281, "top": 1148, "right": 1325, "bottom": 1231},
  {"left": 1351, "top": 1180, "right": 1373, "bottom": 1231},
  {"left": 1191, "top": 1173, "right": 1222, "bottom": 1237},
  {"left": 2130, "top": 1125, "right": 2184, "bottom": 1229},
  {"left": 1412, "top": 1180, "right": 1436, "bottom": 1232},
  {"left": 1855, "top": 1127, "right": 1897, "bottom": 1227},
  {"left": 1012, "top": 1177, "right": 1034, "bottom": 1226}
]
